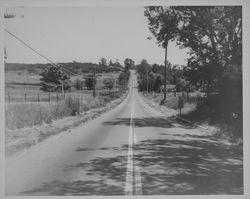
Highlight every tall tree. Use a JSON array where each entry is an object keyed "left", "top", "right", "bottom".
[
  {"left": 124, "top": 58, "right": 135, "bottom": 71},
  {"left": 145, "top": 7, "right": 180, "bottom": 103},
  {"left": 40, "top": 65, "right": 71, "bottom": 92},
  {"left": 109, "top": 59, "right": 113, "bottom": 66},
  {"left": 85, "top": 75, "right": 96, "bottom": 90},
  {"left": 136, "top": 59, "right": 152, "bottom": 92},
  {"left": 144, "top": 6, "right": 242, "bottom": 95},
  {"left": 99, "top": 58, "right": 107, "bottom": 66}
]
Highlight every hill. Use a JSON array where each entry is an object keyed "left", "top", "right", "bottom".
[{"left": 5, "top": 62, "right": 123, "bottom": 75}]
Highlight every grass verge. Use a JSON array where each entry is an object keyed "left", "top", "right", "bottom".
[
  {"left": 5, "top": 90, "right": 128, "bottom": 156},
  {"left": 140, "top": 91, "right": 242, "bottom": 145}
]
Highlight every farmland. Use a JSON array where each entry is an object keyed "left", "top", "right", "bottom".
[
  {"left": 5, "top": 70, "right": 121, "bottom": 103},
  {"left": 5, "top": 62, "right": 127, "bottom": 131}
]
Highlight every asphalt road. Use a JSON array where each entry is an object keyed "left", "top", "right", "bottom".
[{"left": 5, "top": 71, "right": 243, "bottom": 196}]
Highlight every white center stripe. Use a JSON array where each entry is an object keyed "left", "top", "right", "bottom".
[
  {"left": 125, "top": 87, "right": 143, "bottom": 195},
  {"left": 134, "top": 165, "right": 143, "bottom": 195},
  {"left": 125, "top": 102, "right": 134, "bottom": 195}
]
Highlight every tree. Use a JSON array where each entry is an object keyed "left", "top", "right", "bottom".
[
  {"left": 144, "top": 6, "right": 243, "bottom": 139},
  {"left": 118, "top": 71, "right": 130, "bottom": 88},
  {"left": 124, "top": 58, "right": 135, "bottom": 71},
  {"left": 4, "top": 47, "right": 7, "bottom": 61},
  {"left": 136, "top": 59, "right": 153, "bottom": 92},
  {"left": 103, "top": 78, "right": 114, "bottom": 95},
  {"left": 114, "top": 59, "right": 122, "bottom": 68},
  {"left": 145, "top": 7, "right": 181, "bottom": 103},
  {"left": 74, "top": 79, "right": 84, "bottom": 90},
  {"left": 40, "top": 65, "right": 71, "bottom": 92},
  {"left": 145, "top": 6, "right": 242, "bottom": 96},
  {"left": 137, "top": 73, "right": 155, "bottom": 92},
  {"left": 144, "top": 7, "right": 179, "bottom": 47},
  {"left": 99, "top": 58, "right": 107, "bottom": 66},
  {"left": 109, "top": 59, "right": 113, "bottom": 66},
  {"left": 137, "top": 59, "right": 151, "bottom": 76},
  {"left": 152, "top": 64, "right": 161, "bottom": 73},
  {"left": 153, "top": 73, "right": 164, "bottom": 92},
  {"left": 85, "top": 76, "right": 96, "bottom": 90}
]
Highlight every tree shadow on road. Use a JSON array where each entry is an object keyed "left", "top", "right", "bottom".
[
  {"left": 103, "top": 116, "right": 195, "bottom": 129},
  {"left": 133, "top": 138, "right": 243, "bottom": 195},
  {"left": 75, "top": 145, "right": 128, "bottom": 152},
  {"left": 21, "top": 151, "right": 128, "bottom": 196},
  {"left": 21, "top": 179, "right": 124, "bottom": 196},
  {"left": 20, "top": 119, "right": 243, "bottom": 196}
]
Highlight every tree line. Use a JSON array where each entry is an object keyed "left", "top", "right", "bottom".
[
  {"left": 136, "top": 59, "right": 192, "bottom": 94},
  {"left": 143, "top": 6, "right": 242, "bottom": 138},
  {"left": 40, "top": 58, "right": 133, "bottom": 93},
  {"left": 144, "top": 6, "right": 242, "bottom": 98}
]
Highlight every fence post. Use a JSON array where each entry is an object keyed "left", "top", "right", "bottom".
[
  {"left": 178, "top": 96, "right": 184, "bottom": 116},
  {"left": 78, "top": 96, "right": 80, "bottom": 114}
]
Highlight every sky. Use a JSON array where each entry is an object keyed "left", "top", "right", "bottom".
[{"left": 4, "top": 6, "right": 189, "bottom": 66}]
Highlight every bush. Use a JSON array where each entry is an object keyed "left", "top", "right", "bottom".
[
  {"left": 64, "top": 97, "right": 80, "bottom": 116},
  {"left": 182, "top": 94, "right": 243, "bottom": 139},
  {"left": 85, "top": 76, "right": 96, "bottom": 90}
]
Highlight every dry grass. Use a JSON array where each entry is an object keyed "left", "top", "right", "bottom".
[
  {"left": 142, "top": 91, "right": 242, "bottom": 144},
  {"left": 5, "top": 90, "right": 128, "bottom": 156},
  {"left": 5, "top": 92, "right": 121, "bottom": 130},
  {"left": 143, "top": 92, "right": 201, "bottom": 111}
]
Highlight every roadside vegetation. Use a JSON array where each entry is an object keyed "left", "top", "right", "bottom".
[
  {"left": 5, "top": 58, "right": 132, "bottom": 129},
  {"left": 139, "top": 6, "right": 242, "bottom": 143},
  {"left": 5, "top": 58, "right": 133, "bottom": 155}
]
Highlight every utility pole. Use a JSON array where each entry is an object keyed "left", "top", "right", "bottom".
[
  {"left": 61, "top": 81, "right": 64, "bottom": 94},
  {"left": 147, "top": 35, "right": 168, "bottom": 103},
  {"left": 160, "top": 41, "right": 168, "bottom": 105},
  {"left": 146, "top": 66, "right": 149, "bottom": 93},
  {"left": 4, "top": 47, "right": 7, "bottom": 62},
  {"left": 93, "top": 65, "right": 96, "bottom": 98}
]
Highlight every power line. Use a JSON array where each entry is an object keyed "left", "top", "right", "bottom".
[{"left": 4, "top": 28, "right": 77, "bottom": 76}]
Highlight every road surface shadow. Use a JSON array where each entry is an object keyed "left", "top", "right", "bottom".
[
  {"left": 75, "top": 145, "right": 128, "bottom": 152},
  {"left": 21, "top": 180, "right": 124, "bottom": 196},
  {"left": 21, "top": 154, "right": 128, "bottom": 196},
  {"left": 20, "top": 126, "right": 242, "bottom": 195},
  {"left": 133, "top": 138, "right": 243, "bottom": 195},
  {"left": 103, "top": 116, "right": 195, "bottom": 129}
]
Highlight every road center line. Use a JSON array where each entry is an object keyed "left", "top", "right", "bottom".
[{"left": 125, "top": 89, "right": 142, "bottom": 195}]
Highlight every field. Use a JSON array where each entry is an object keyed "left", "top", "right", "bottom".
[
  {"left": 5, "top": 69, "right": 125, "bottom": 130},
  {"left": 5, "top": 69, "right": 127, "bottom": 156},
  {"left": 5, "top": 91, "right": 127, "bottom": 156},
  {"left": 5, "top": 71, "right": 121, "bottom": 103}
]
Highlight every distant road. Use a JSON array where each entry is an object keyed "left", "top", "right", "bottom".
[{"left": 6, "top": 71, "right": 243, "bottom": 196}]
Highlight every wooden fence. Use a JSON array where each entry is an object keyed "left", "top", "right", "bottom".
[{"left": 5, "top": 89, "right": 121, "bottom": 103}]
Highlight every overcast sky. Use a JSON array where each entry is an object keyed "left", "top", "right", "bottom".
[{"left": 4, "top": 6, "right": 189, "bottom": 66}]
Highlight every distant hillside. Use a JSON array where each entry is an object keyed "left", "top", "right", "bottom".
[
  {"left": 5, "top": 62, "right": 123, "bottom": 75},
  {"left": 5, "top": 63, "right": 46, "bottom": 75}
]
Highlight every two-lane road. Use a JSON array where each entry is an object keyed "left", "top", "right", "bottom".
[{"left": 6, "top": 71, "right": 243, "bottom": 196}]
